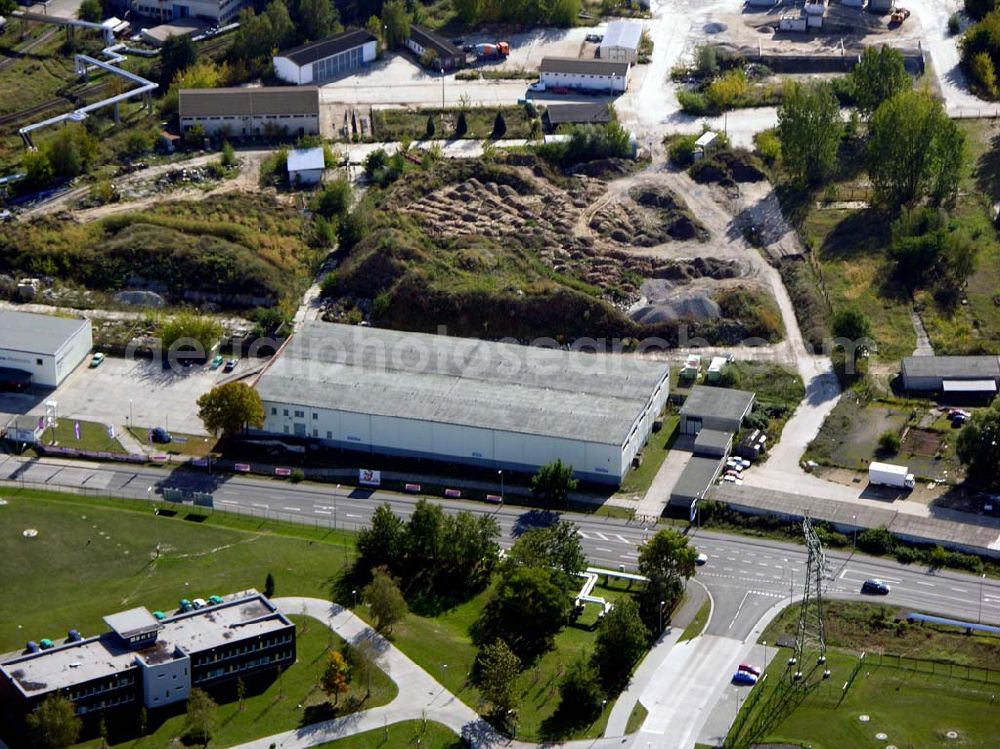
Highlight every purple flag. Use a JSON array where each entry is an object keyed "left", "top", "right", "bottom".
[
  {"left": 74, "top": 421, "right": 81, "bottom": 441},
  {"left": 148, "top": 429, "right": 153, "bottom": 445},
  {"left": 37, "top": 416, "right": 44, "bottom": 431},
  {"left": 107, "top": 423, "right": 115, "bottom": 440}
]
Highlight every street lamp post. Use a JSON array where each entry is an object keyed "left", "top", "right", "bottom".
[
  {"left": 659, "top": 600, "right": 665, "bottom": 634},
  {"left": 352, "top": 588, "right": 357, "bottom": 609},
  {"left": 498, "top": 469, "right": 504, "bottom": 504},
  {"left": 335, "top": 483, "right": 340, "bottom": 530},
  {"left": 980, "top": 574, "right": 986, "bottom": 624},
  {"left": 852, "top": 514, "right": 857, "bottom": 551}
]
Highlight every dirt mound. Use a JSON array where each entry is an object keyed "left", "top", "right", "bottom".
[
  {"left": 690, "top": 149, "right": 766, "bottom": 185},
  {"left": 592, "top": 184, "right": 709, "bottom": 246},
  {"left": 568, "top": 158, "right": 636, "bottom": 179},
  {"left": 652, "top": 256, "right": 744, "bottom": 282}
]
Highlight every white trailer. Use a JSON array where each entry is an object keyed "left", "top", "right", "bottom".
[{"left": 869, "top": 461, "right": 915, "bottom": 489}]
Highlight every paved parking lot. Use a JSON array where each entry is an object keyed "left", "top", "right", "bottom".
[{"left": 0, "top": 356, "right": 255, "bottom": 438}]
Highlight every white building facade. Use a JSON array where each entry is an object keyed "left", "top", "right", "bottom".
[
  {"left": 255, "top": 323, "right": 669, "bottom": 484},
  {"left": 539, "top": 57, "right": 631, "bottom": 92},
  {"left": 600, "top": 21, "right": 643, "bottom": 64},
  {"left": 0, "top": 310, "right": 93, "bottom": 388},
  {"left": 273, "top": 30, "right": 377, "bottom": 85},
  {"left": 127, "top": 0, "right": 247, "bottom": 25},
  {"left": 178, "top": 87, "right": 320, "bottom": 139}
]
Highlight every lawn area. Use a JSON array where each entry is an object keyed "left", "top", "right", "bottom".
[
  {"left": 352, "top": 576, "right": 647, "bottom": 742},
  {"left": 760, "top": 600, "right": 1000, "bottom": 666},
  {"left": 312, "top": 721, "right": 463, "bottom": 748},
  {"left": 625, "top": 701, "right": 648, "bottom": 734},
  {"left": 127, "top": 426, "right": 219, "bottom": 458},
  {"left": 0, "top": 488, "right": 357, "bottom": 653},
  {"left": 618, "top": 413, "right": 679, "bottom": 495},
  {"left": 731, "top": 647, "right": 1000, "bottom": 749},
  {"left": 372, "top": 105, "right": 539, "bottom": 141},
  {"left": 678, "top": 599, "right": 710, "bottom": 643},
  {"left": 0, "top": 32, "right": 106, "bottom": 118},
  {"left": 33, "top": 418, "right": 128, "bottom": 454},
  {"left": 76, "top": 615, "right": 396, "bottom": 748}
]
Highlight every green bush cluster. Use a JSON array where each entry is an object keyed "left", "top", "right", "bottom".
[{"left": 961, "top": 8, "right": 1000, "bottom": 97}]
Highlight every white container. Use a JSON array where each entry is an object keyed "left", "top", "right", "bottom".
[{"left": 869, "top": 461, "right": 915, "bottom": 489}]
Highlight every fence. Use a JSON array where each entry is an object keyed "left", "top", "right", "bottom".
[{"left": 870, "top": 651, "right": 999, "bottom": 685}]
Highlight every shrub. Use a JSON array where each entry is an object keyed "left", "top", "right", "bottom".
[
  {"left": 221, "top": 141, "right": 236, "bottom": 167},
  {"left": 677, "top": 90, "right": 711, "bottom": 115},
  {"left": 695, "top": 44, "right": 719, "bottom": 77},
  {"left": 970, "top": 50, "right": 998, "bottom": 97},
  {"left": 857, "top": 527, "right": 896, "bottom": 556},
  {"left": 289, "top": 468, "right": 305, "bottom": 482},
  {"left": 878, "top": 430, "right": 901, "bottom": 454},
  {"left": 753, "top": 130, "right": 781, "bottom": 166},
  {"left": 965, "top": 0, "right": 997, "bottom": 21},
  {"left": 705, "top": 69, "right": 749, "bottom": 111},
  {"left": 667, "top": 134, "right": 698, "bottom": 166},
  {"left": 949, "top": 12, "right": 962, "bottom": 34}
]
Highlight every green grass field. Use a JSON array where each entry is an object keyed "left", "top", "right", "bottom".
[
  {"left": 312, "top": 721, "right": 462, "bottom": 748},
  {"left": 0, "top": 489, "right": 356, "bottom": 653},
  {"left": 127, "top": 427, "right": 218, "bottom": 458},
  {"left": 30, "top": 418, "right": 128, "bottom": 454},
  {"left": 733, "top": 649, "right": 1000, "bottom": 749},
  {"left": 678, "top": 600, "right": 711, "bottom": 643},
  {"left": 618, "top": 413, "right": 679, "bottom": 495},
  {"left": 372, "top": 106, "right": 539, "bottom": 141},
  {"left": 352, "top": 575, "right": 646, "bottom": 742}
]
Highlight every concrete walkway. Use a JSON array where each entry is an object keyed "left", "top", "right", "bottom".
[
  {"left": 634, "top": 434, "right": 695, "bottom": 522},
  {"left": 605, "top": 580, "right": 710, "bottom": 738}
]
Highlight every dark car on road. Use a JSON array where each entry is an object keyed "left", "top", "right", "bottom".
[{"left": 861, "top": 579, "right": 891, "bottom": 595}]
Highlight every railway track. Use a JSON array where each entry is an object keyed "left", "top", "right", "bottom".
[{"left": 0, "top": 27, "right": 58, "bottom": 74}]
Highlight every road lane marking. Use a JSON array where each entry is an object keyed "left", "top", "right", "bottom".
[
  {"left": 596, "top": 547, "right": 613, "bottom": 553},
  {"left": 916, "top": 581, "right": 935, "bottom": 587},
  {"left": 595, "top": 532, "right": 609, "bottom": 541},
  {"left": 252, "top": 503, "right": 269, "bottom": 508},
  {"left": 615, "top": 534, "right": 630, "bottom": 543},
  {"left": 283, "top": 506, "right": 300, "bottom": 512},
  {"left": 950, "top": 587, "right": 968, "bottom": 593},
  {"left": 346, "top": 513, "right": 362, "bottom": 518},
  {"left": 314, "top": 510, "right": 331, "bottom": 515}
]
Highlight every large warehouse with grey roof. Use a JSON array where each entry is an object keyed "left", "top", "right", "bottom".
[
  {"left": 254, "top": 323, "right": 670, "bottom": 483},
  {"left": 0, "top": 309, "right": 92, "bottom": 389}
]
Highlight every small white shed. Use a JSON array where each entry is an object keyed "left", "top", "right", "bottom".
[
  {"left": 694, "top": 131, "right": 719, "bottom": 160},
  {"left": 287, "top": 147, "right": 325, "bottom": 186}
]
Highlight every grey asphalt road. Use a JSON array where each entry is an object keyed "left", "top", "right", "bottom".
[{"left": 3, "top": 453, "right": 999, "bottom": 639}]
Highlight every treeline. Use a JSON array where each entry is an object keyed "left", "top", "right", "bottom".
[{"left": 452, "top": 0, "right": 580, "bottom": 27}]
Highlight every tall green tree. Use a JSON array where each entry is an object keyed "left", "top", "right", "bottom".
[
  {"left": 0, "top": 0, "right": 16, "bottom": 15},
  {"left": 592, "top": 597, "right": 649, "bottom": 690},
  {"left": 492, "top": 111, "right": 507, "bottom": 138},
  {"left": 183, "top": 689, "right": 217, "bottom": 747},
  {"left": 363, "top": 567, "right": 408, "bottom": 632},
  {"left": 553, "top": 656, "right": 605, "bottom": 726},
  {"left": 265, "top": 0, "right": 296, "bottom": 48},
  {"left": 957, "top": 401, "right": 1000, "bottom": 488},
  {"left": 475, "top": 639, "right": 522, "bottom": 715},
  {"left": 507, "top": 520, "right": 586, "bottom": 578},
  {"left": 850, "top": 45, "right": 911, "bottom": 119},
  {"left": 357, "top": 503, "right": 407, "bottom": 574},
  {"left": 636, "top": 529, "right": 697, "bottom": 631},
  {"left": 776, "top": 81, "right": 842, "bottom": 185},
  {"left": 382, "top": 0, "right": 410, "bottom": 49},
  {"left": 441, "top": 511, "right": 501, "bottom": 589},
  {"left": 77, "top": 0, "right": 102, "bottom": 21},
  {"left": 474, "top": 565, "right": 571, "bottom": 662},
  {"left": 25, "top": 695, "right": 81, "bottom": 749},
  {"left": 344, "top": 636, "right": 379, "bottom": 697},
  {"left": 264, "top": 572, "right": 276, "bottom": 598},
  {"left": 159, "top": 35, "right": 198, "bottom": 88},
  {"left": 405, "top": 499, "right": 446, "bottom": 579},
  {"left": 830, "top": 306, "right": 871, "bottom": 342},
  {"left": 297, "top": 0, "right": 341, "bottom": 41},
  {"left": 530, "top": 459, "right": 578, "bottom": 508},
  {"left": 867, "top": 90, "right": 966, "bottom": 209},
  {"left": 196, "top": 382, "right": 265, "bottom": 437}
]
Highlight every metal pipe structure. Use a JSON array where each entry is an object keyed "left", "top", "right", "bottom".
[{"left": 18, "top": 50, "right": 157, "bottom": 149}]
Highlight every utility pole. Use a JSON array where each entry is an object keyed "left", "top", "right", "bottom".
[
  {"left": 980, "top": 574, "right": 986, "bottom": 624},
  {"left": 791, "top": 517, "right": 830, "bottom": 680}
]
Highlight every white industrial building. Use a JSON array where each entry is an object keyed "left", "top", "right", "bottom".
[
  {"left": 287, "top": 146, "right": 325, "bottom": 185},
  {"left": 0, "top": 310, "right": 92, "bottom": 389},
  {"left": 600, "top": 21, "right": 643, "bottom": 63},
  {"left": 254, "top": 323, "right": 670, "bottom": 484},
  {"left": 178, "top": 87, "right": 320, "bottom": 139},
  {"left": 539, "top": 57, "right": 631, "bottom": 92},
  {"left": 126, "top": 0, "right": 247, "bottom": 25},
  {"left": 273, "top": 30, "right": 378, "bottom": 85}
]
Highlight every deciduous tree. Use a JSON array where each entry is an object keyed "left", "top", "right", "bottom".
[
  {"left": 321, "top": 650, "right": 351, "bottom": 704},
  {"left": 197, "top": 382, "right": 265, "bottom": 437},
  {"left": 957, "top": 400, "right": 1000, "bottom": 488},
  {"left": 637, "top": 529, "right": 697, "bottom": 631},
  {"left": 592, "top": 597, "right": 649, "bottom": 690},
  {"left": 382, "top": 0, "right": 410, "bottom": 49},
  {"left": 25, "top": 695, "right": 81, "bottom": 749},
  {"left": 553, "top": 656, "right": 605, "bottom": 726},
  {"left": 849, "top": 45, "right": 910, "bottom": 118},
  {"left": 507, "top": 520, "right": 586, "bottom": 578},
  {"left": 363, "top": 567, "right": 408, "bottom": 632},
  {"left": 776, "top": 81, "right": 842, "bottom": 185},
  {"left": 183, "top": 689, "right": 217, "bottom": 747},
  {"left": 475, "top": 639, "right": 521, "bottom": 715},
  {"left": 357, "top": 503, "right": 407, "bottom": 575},
  {"left": 867, "top": 90, "right": 966, "bottom": 209},
  {"left": 530, "top": 459, "right": 578, "bottom": 508}
]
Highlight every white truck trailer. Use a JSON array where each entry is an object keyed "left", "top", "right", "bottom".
[{"left": 869, "top": 462, "right": 915, "bottom": 489}]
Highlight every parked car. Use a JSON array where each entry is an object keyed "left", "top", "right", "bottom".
[
  {"left": 861, "top": 579, "right": 891, "bottom": 595},
  {"left": 210, "top": 354, "right": 224, "bottom": 370},
  {"left": 451, "top": 37, "right": 464, "bottom": 45},
  {"left": 585, "top": 33, "right": 603, "bottom": 42},
  {"left": 529, "top": 81, "right": 546, "bottom": 92},
  {"left": 724, "top": 468, "right": 741, "bottom": 478},
  {"left": 732, "top": 671, "right": 758, "bottom": 686},
  {"left": 696, "top": 552, "right": 708, "bottom": 566},
  {"left": 721, "top": 475, "right": 738, "bottom": 483},
  {"left": 739, "top": 663, "right": 761, "bottom": 676},
  {"left": 192, "top": 598, "right": 207, "bottom": 609},
  {"left": 223, "top": 358, "right": 237, "bottom": 373},
  {"left": 89, "top": 352, "right": 105, "bottom": 368},
  {"left": 151, "top": 427, "right": 172, "bottom": 444}
]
